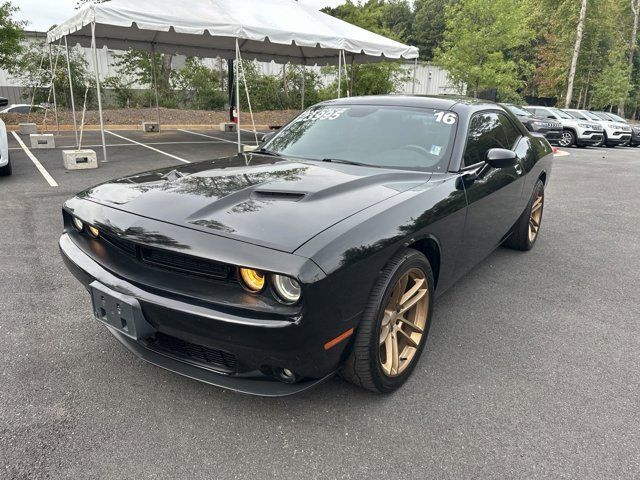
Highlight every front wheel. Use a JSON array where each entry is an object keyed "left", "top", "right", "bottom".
[
  {"left": 558, "top": 130, "right": 575, "bottom": 148},
  {"left": 0, "top": 153, "right": 11, "bottom": 177},
  {"left": 340, "top": 249, "right": 434, "bottom": 393},
  {"left": 503, "top": 179, "right": 545, "bottom": 251}
]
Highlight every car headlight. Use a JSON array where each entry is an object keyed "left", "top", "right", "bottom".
[
  {"left": 72, "top": 217, "right": 84, "bottom": 232},
  {"left": 531, "top": 121, "right": 544, "bottom": 129},
  {"left": 239, "top": 268, "right": 266, "bottom": 293},
  {"left": 271, "top": 274, "right": 301, "bottom": 304},
  {"left": 577, "top": 123, "right": 592, "bottom": 129},
  {"left": 87, "top": 225, "right": 100, "bottom": 238}
]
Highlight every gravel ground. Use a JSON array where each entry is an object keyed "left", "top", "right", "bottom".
[
  {"left": 1, "top": 134, "right": 639, "bottom": 479},
  {"left": 0, "top": 107, "right": 300, "bottom": 127}
]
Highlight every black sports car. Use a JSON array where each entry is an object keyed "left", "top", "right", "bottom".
[
  {"left": 60, "top": 96, "right": 553, "bottom": 396},
  {"left": 502, "top": 104, "right": 563, "bottom": 145}
]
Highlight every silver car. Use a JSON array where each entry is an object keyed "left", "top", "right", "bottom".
[{"left": 524, "top": 106, "right": 604, "bottom": 148}]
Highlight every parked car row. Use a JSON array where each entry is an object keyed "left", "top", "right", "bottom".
[{"left": 502, "top": 102, "right": 638, "bottom": 148}]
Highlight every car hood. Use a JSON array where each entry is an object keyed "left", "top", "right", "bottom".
[{"left": 78, "top": 154, "right": 432, "bottom": 252}]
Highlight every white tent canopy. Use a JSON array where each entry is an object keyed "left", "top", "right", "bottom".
[{"left": 47, "top": 0, "right": 419, "bottom": 65}]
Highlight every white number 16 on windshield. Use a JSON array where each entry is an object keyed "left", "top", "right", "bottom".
[{"left": 434, "top": 112, "right": 457, "bottom": 124}]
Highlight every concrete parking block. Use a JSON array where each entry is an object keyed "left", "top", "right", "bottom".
[
  {"left": 18, "top": 123, "right": 38, "bottom": 135},
  {"left": 29, "top": 134, "right": 55, "bottom": 149},
  {"left": 62, "top": 149, "right": 98, "bottom": 170},
  {"left": 142, "top": 122, "right": 160, "bottom": 133}
]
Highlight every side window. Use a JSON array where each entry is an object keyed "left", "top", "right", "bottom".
[
  {"left": 14, "top": 106, "right": 31, "bottom": 114},
  {"left": 497, "top": 112, "right": 521, "bottom": 148},
  {"left": 462, "top": 112, "right": 521, "bottom": 167}
]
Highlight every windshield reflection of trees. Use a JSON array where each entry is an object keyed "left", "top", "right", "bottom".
[{"left": 98, "top": 219, "right": 191, "bottom": 251}]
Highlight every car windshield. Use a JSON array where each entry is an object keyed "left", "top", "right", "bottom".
[
  {"left": 607, "top": 113, "right": 626, "bottom": 122},
  {"left": 583, "top": 111, "right": 603, "bottom": 121},
  {"left": 506, "top": 105, "right": 532, "bottom": 117},
  {"left": 563, "top": 110, "right": 584, "bottom": 119},
  {"left": 592, "top": 112, "right": 613, "bottom": 121},
  {"left": 549, "top": 107, "right": 573, "bottom": 119},
  {"left": 263, "top": 105, "right": 458, "bottom": 171}
]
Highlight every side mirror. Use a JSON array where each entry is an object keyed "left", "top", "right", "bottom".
[
  {"left": 260, "top": 131, "right": 276, "bottom": 144},
  {"left": 485, "top": 148, "right": 518, "bottom": 168},
  {"left": 0, "top": 97, "right": 7, "bottom": 108}
]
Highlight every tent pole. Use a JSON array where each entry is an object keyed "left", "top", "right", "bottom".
[
  {"left": 301, "top": 65, "right": 305, "bottom": 111},
  {"left": 412, "top": 58, "right": 418, "bottom": 94},
  {"left": 91, "top": 21, "right": 108, "bottom": 162},
  {"left": 337, "top": 51, "right": 342, "bottom": 99},
  {"left": 235, "top": 39, "right": 241, "bottom": 155},
  {"left": 349, "top": 56, "right": 354, "bottom": 97},
  {"left": 64, "top": 36, "right": 79, "bottom": 147},
  {"left": 151, "top": 43, "right": 161, "bottom": 130},
  {"left": 49, "top": 43, "right": 60, "bottom": 135}
]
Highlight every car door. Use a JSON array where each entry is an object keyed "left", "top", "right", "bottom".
[{"left": 458, "top": 110, "right": 527, "bottom": 268}]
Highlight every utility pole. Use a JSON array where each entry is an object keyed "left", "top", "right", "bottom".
[{"left": 565, "top": 0, "right": 588, "bottom": 108}]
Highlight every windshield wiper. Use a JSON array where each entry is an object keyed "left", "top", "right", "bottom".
[{"left": 322, "top": 158, "right": 375, "bottom": 167}]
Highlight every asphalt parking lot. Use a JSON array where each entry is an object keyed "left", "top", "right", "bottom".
[{"left": 1, "top": 131, "right": 639, "bottom": 479}]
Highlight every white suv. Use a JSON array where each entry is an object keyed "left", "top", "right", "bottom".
[
  {"left": 563, "top": 109, "right": 632, "bottom": 147},
  {"left": 0, "top": 118, "right": 10, "bottom": 176},
  {"left": 524, "top": 106, "right": 603, "bottom": 148}
]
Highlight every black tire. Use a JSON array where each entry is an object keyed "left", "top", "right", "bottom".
[
  {"left": 340, "top": 249, "right": 434, "bottom": 393},
  {"left": 503, "top": 179, "right": 545, "bottom": 251},
  {"left": 558, "top": 130, "right": 575, "bottom": 148},
  {"left": 0, "top": 153, "right": 11, "bottom": 177}
]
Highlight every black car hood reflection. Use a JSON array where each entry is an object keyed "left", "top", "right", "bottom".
[{"left": 79, "top": 154, "right": 433, "bottom": 252}]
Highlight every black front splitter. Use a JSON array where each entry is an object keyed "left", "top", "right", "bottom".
[{"left": 105, "top": 325, "right": 335, "bottom": 397}]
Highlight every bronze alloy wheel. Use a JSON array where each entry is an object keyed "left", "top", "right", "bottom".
[
  {"left": 529, "top": 190, "right": 544, "bottom": 242},
  {"left": 379, "top": 267, "right": 429, "bottom": 377}
]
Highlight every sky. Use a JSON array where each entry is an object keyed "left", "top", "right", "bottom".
[{"left": 15, "top": 0, "right": 347, "bottom": 32}]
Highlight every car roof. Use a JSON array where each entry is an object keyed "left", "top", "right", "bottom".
[{"left": 318, "top": 94, "right": 498, "bottom": 111}]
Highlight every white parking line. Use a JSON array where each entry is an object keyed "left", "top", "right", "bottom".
[
  {"left": 178, "top": 129, "right": 248, "bottom": 146},
  {"left": 11, "top": 132, "right": 58, "bottom": 187},
  {"left": 105, "top": 130, "right": 191, "bottom": 164},
  {"left": 9, "top": 140, "right": 229, "bottom": 151}
]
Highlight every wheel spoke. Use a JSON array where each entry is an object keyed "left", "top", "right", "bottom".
[
  {"left": 398, "top": 288, "right": 428, "bottom": 316},
  {"left": 530, "top": 216, "right": 540, "bottom": 228},
  {"left": 381, "top": 309, "right": 395, "bottom": 327},
  {"left": 397, "top": 316, "right": 424, "bottom": 333},
  {"left": 396, "top": 327, "right": 419, "bottom": 349},
  {"left": 390, "top": 332, "right": 399, "bottom": 374},
  {"left": 400, "top": 277, "right": 425, "bottom": 305},
  {"left": 382, "top": 334, "right": 393, "bottom": 373},
  {"left": 379, "top": 323, "right": 390, "bottom": 345}
]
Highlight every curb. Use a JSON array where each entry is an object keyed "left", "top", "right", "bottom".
[{"left": 6, "top": 124, "right": 273, "bottom": 132}]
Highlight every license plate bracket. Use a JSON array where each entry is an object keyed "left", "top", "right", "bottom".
[{"left": 90, "top": 281, "right": 155, "bottom": 340}]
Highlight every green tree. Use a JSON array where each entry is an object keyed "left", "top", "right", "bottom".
[
  {"left": 410, "top": 0, "right": 452, "bottom": 60},
  {"left": 10, "top": 40, "right": 94, "bottom": 108},
  {"left": 435, "top": 0, "right": 535, "bottom": 99},
  {"left": 0, "top": 1, "right": 25, "bottom": 71}
]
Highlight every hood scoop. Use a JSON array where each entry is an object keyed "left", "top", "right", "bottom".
[{"left": 251, "top": 190, "right": 307, "bottom": 201}]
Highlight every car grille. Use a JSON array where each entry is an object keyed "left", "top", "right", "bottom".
[
  {"left": 100, "top": 231, "right": 231, "bottom": 280},
  {"left": 149, "top": 332, "right": 238, "bottom": 373}
]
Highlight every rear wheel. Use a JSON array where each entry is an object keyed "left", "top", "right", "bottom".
[
  {"left": 340, "top": 249, "right": 434, "bottom": 393},
  {"left": 503, "top": 180, "right": 544, "bottom": 251},
  {"left": 0, "top": 153, "right": 11, "bottom": 177},
  {"left": 558, "top": 130, "right": 575, "bottom": 148}
]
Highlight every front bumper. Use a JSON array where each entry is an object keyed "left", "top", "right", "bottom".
[
  {"left": 59, "top": 233, "right": 354, "bottom": 396},
  {"left": 576, "top": 132, "right": 604, "bottom": 145},
  {"left": 606, "top": 133, "right": 632, "bottom": 145},
  {"left": 538, "top": 129, "right": 562, "bottom": 145}
]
